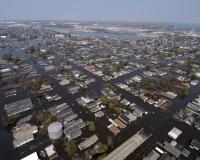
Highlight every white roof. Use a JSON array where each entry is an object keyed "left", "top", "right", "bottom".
[
  {"left": 166, "top": 92, "right": 177, "bottom": 97},
  {"left": 21, "top": 152, "right": 39, "bottom": 160},
  {"left": 48, "top": 122, "right": 62, "bottom": 132},
  {"left": 45, "top": 145, "right": 56, "bottom": 157},
  {"left": 0, "top": 68, "right": 11, "bottom": 73},
  {"left": 168, "top": 127, "right": 182, "bottom": 140}
]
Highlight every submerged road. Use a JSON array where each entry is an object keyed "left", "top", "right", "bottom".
[{"left": 34, "top": 62, "right": 200, "bottom": 159}]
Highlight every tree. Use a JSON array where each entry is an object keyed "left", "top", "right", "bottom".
[
  {"left": 64, "top": 140, "right": 78, "bottom": 158},
  {"left": 102, "top": 66, "right": 112, "bottom": 76},
  {"left": 85, "top": 121, "right": 96, "bottom": 132},
  {"left": 179, "top": 87, "right": 188, "bottom": 99},
  {"left": 32, "top": 110, "right": 45, "bottom": 123},
  {"left": 1, "top": 113, "right": 21, "bottom": 129},
  {"left": 95, "top": 142, "right": 108, "bottom": 154},
  {"left": 100, "top": 96, "right": 123, "bottom": 114},
  {"left": 97, "top": 153, "right": 107, "bottom": 160},
  {"left": 107, "top": 136, "right": 114, "bottom": 148},
  {"left": 29, "top": 46, "right": 35, "bottom": 53},
  {"left": 14, "top": 57, "right": 21, "bottom": 64},
  {"left": 183, "top": 60, "right": 193, "bottom": 75},
  {"left": 41, "top": 114, "right": 57, "bottom": 136},
  {"left": 54, "top": 138, "right": 66, "bottom": 155},
  {"left": 2, "top": 54, "right": 14, "bottom": 62},
  {"left": 112, "top": 61, "right": 127, "bottom": 72},
  {"left": 191, "top": 73, "right": 197, "bottom": 80},
  {"left": 141, "top": 77, "right": 153, "bottom": 91},
  {"left": 33, "top": 111, "right": 56, "bottom": 136},
  {"left": 103, "top": 83, "right": 118, "bottom": 93}
]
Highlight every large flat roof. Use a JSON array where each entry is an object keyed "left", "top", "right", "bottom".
[{"left": 103, "top": 129, "right": 151, "bottom": 160}]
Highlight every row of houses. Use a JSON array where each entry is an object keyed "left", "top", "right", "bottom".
[
  {"left": 143, "top": 127, "right": 200, "bottom": 160},
  {"left": 48, "top": 102, "right": 85, "bottom": 140}
]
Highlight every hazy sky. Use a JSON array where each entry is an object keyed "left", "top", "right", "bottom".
[{"left": 0, "top": 0, "right": 200, "bottom": 23}]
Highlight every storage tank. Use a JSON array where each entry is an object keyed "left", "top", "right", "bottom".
[{"left": 48, "top": 122, "right": 63, "bottom": 140}]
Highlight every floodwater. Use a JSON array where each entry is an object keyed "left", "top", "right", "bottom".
[
  {"left": 44, "top": 26, "right": 143, "bottom": 40},
  {"left": 1, "top": 36, "right": 200, "bottom": 160}
]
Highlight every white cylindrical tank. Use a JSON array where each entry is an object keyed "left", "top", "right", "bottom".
[{"left": 48, "top": 122, "right": 63, "bottom": 140}]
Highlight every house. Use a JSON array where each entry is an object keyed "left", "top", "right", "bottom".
[
  {"left": 48, "top": 103, "right": 69, "bottom": 115},
  {"left": 187, "top": 103, "right": 200, "bottom": 113},
  {"left": 119, "top": 114, "right": 131, "bottom": 124},
  {"left": 64, "top": 119, "right": 85, "bottom": 139},
  {"left": 72, "top": 70, "right": 81, "bottom": 78},
  {"left": 163, "top": 141, "right": 181, "bottom": 158},
  {"left": 107, "top": 124, "right": 120, "bottom": 135},
  {"left": 13, "top": 123, "right": 38, "bottom": 148},
  {"left": 78, "top": 135, "right": 99, "bottom": 151},
  {"left": 124, "top": 110, "right": 137, "bottom": 122},
  {"left": 81, "top": 96, "right": 92, "bottom": 104},
  {"left": 143, "top": 71, "right": 154, "bottom": 77},
  {"left": 132, "top": 107, "right": 145, "bottom": 117},
  {"left": 0, "top": 35, "right": 7, "bottom": 39},
  {"left": 45, "top": 145, "right": 59, "bottom": 160},
  {"left": 95, "top": 111, "right": 104, "bottom": 118},
  {"left": 132, "top": 75, "right": 142, "bottom": 82},
  {"left": 168, "top": 127, "right": 182, "bottom": 140},
  {"left": 158, "top": 154, "right": 172, "bottom": 160},
  {"left": 59, "top": 79, "right": 70, "bottom": 86},
  {"left": 184, "top": 116, "right": 195, "bottom": 125},
  {"left": 181, "top": 148, "right": 191, "bottom": 157},
  {"left": 143, "top": 150, "right": 160, "bottom": 160},
  {"left": 44, "top": 65, "right": 54, "bottom": 71},
  {"left": 40, "top": 49, "right": 47, "bottom": 53},
  {"left": 162, "top": 92, "right": 177, "bottom": 100},
  {"left": 90, "top": 106, "right": 101, "bottom": 113},
  {"left": 68, "top": 86, "right": 80, "bottom": 94},
  {"left": 195, "top": 72, "right": 200, "bottom": 78},
  {"left": 40, "top": 84, "right": 53, "bottom": 93},
  {"left": 17, "top": 115, "right": 33, "bottom": 125},
  {"left": 155, "top": 99, "right": 166, "bottom": 108},
  {"left": 84, "top": 65, "right": 96, "bottom": 72},
  {"left": 5, "top": 98, "right": 33, "bottom": 116},
  {"left": 0, "top": 68, "right": 11, "bottom": 73},
  {"left": 121, "top": 99, "right": 130, "bottom": 106},
  {"left": 190, "top": 139, "right": 200, "bottom": 150},
  {"left": 55, "top": 34, "right": 65, "bottom": 39},
  {"left": 113, "top": 118, "right": 127, "bottom": 129},
  {"left": 85, "top": 78, "right": 96, "bottom": 84}
]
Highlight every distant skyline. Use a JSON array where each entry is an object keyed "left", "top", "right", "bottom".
[{"left": 1, "top": 0, "right": 200, "bottom": 24}]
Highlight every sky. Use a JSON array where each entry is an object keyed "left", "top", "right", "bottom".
[{"left": 0, "top": 0, "right": 200, "bottom": 24}]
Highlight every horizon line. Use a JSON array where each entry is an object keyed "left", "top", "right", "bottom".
[{"left": 0, "top": 19, "right": 200, "bottom": 26}]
